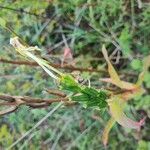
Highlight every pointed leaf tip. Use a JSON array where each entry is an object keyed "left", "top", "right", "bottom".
[
  {"left": 102, "top": 45, "right": 123, "bottom": 88},
  {"left": 102, "top": 45, "right": 110, "bottom": 64},
  {"left": 102, "top": 117, "right": 116, "bottom": 146}
]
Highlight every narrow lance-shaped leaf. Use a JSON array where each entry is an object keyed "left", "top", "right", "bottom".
[
  {"left": 26, "top": 52, "right": 59, "bottom": 79},
  {"left": 102, "top": 45, "right": 123, "bottom": 88},
  {"left": 102, "top": 45, "right": 150, "bottom": 90},
  {"left": 100, "top": 78, "right": 137, "bottom": 90},
  {"left": 10, "top": 37, "right": 63, "bottom": 80},
  {"left": 101, "top": 45, "right": 136, "bottom": 90},
  {"left": 102, "top": 117, "right": 116, "bottom": 146},
  {"left": 108, "top": 97, "right": 145, "bottom": 130},
  {"left": 101, "top": 45, "right": 139, "bottom": 90}
]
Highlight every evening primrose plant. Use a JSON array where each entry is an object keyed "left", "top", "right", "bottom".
[{"left": 10, "top": 37, "right": 149, "bottom": 146}]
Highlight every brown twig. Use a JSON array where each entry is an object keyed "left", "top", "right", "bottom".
[
  {"left": 45, "top": 89, "right": 66, "bottom": 97},
  {"left": 0, "top": 58, "right": 138, "bottom": 76},
  {"left": 0, "top": 93, "right": 75, "bottom": 116},
  {"left": 0, "top": 106, "right": 18, "bottom": 116},
  {"left": 0, "top": 58, "right": 106, "bottom": 73},
  {"left": 0, "top": 94, "right": 68, "bottom": 104}
]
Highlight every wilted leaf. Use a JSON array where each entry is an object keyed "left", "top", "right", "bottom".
[
  {"left": 102, "top": 117, "right": 116, "bottom": 146},
  {"left": 108, "top": 97, "right": 145, "bottom": 130}
]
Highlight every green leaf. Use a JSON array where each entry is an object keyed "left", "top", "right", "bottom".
[
  {"left": 71, "top": 87, "right": 108, "bottom": 109},
  {"left": 131, "top": 59, "right": 142, "bottom": 70},
  {"left": 82, "top": 87, "right": 98, "bottom": 96},
  {"left": 60, "top": 74, "right": 82, "bottom": 93},
  {"left": 137, "top": 140, "right": 150, "bottom": 150},
  {"left": 71, "top": 94, "right": 89, "bottom": 102}
]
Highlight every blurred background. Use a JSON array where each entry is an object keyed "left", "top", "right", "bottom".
[{"left": 0, "top": 0, "right": 150, "bottom": 149}]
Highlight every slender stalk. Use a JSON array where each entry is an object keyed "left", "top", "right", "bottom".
[{"left": 0, "top": 57, "right": 107, "bottom": 73}]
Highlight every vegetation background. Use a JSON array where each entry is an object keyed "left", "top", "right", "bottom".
[{"left": 0, "top": 0, "right": 150, "bottom": 149}]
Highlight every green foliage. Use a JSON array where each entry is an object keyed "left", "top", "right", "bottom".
[
  {"left": 0, "top": 125, "right": 13, "bottom": 146},
  {"left": 119, "top": 25, "right": 132, "bottom": 56},
  {"left": 0, "top": 0, "right": 150, "bottom": 149},
  {"left": 60, "top": 74, "right": 82, "bottom": 93},
  {"left": 137, "top": 140, "right": 150, "bottom": 150},
  {"left": 72, "top": 87, "right": 108, "bottom": 109},
  {"left": 60, "top": 74, "right": 108, "bottom": 109}
]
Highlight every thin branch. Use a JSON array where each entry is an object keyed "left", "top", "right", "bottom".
[
  {"left": 0, "top": 57, "right": 106, "bottom": 73},
  {"left": 45, "top": 89, "right": 66, "bottom": 97},
  {"left": 0, "top": 106, "right": 18, "bottom": 116},
  {"left": 0, "top": 94, "right": 69, "bottom": 104},
  {"left": 22, "top": 97, "right": 68, "bottom": 104},
  {"left": 0, "top": 93, "right": 75, "bottom": 116},
  {"left": 0, "top": 85, "right": 134, "bottom": 116},
  {"left": 0, "top": 57, "right": 137, "bottom": 76}
]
